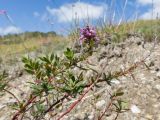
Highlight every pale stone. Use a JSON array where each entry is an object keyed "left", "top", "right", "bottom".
[
  {"left": 88, "top": 112, "right": 94, "bottom": 120},
  {"left": 155, "top": 84, "right": 160, "bottom": 90},
  {"left": 145, "top": 114, "right": 153, "bottom": 119},
  {"left": 131, "top": 105, "right": 141, "bottom": 114},
  {"left": 0, "top": 104, "right": 5, "bottom": 109},
  {"left": 96, "top": 100, "right": 106, "bottom": 109},
  {"left": 156, "top": 72, "right": 160, "bottom": 77},
  {"left": 150, "top": 70, "right": 156, "bottom": 73},
  {"left": 111, "top": 79, "right": 120, "bottom": 84}
]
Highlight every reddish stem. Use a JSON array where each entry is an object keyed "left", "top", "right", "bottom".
[
  {"left": 57, "top": 82, "right": 95, "bottom": 120},
  {"left": 3, "top": 89, "right": 20, "bottom": 105},
  {"left": 44, "top": 94, "right": 68, "bottom": 114},
  {"left": 98, "top": 99, "right": 114, "bottom": 120},
  {"left": 12, "top": 96, "right": 36, "bottom": 120}
]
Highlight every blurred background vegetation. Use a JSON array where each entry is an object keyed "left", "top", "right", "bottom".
[
  {"left": 0, "top": 19, "right": 160, "bottom": 65},
  {"left": 0, "top": 31, "right": 70, "bottom": 65}
]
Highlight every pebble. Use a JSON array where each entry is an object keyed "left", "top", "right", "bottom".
[
  {"left": 150, "top": 70, "right": 156, "bottom": 73},
  {"left": 85, "top": 70, "right": 94, "bottom": 79},
  {"left": 5, "top": 99, "right": 17, "bottom": 104},
  {"left": 96, "top": 100, "right": 106, "bottom": 109},
  {"left": 145, "top": 114, "right": 153, "bottom": 119},
  {"left": 155, "top": 84, "right": 160, "bottom": 91},
  {"left": 120, "top": 76, "right": 127, "bottom": 81},
  {"left": 0, "top": 104, "right": 6, "bottom": 109},
  {"left": 111, "top": 79, "right": 120, "bottom": 84},
  {"left": 153, "top": 104, "right": 159, "bottom": 108},
  {"left": 88, "top": 112, "right": 94, "bottom": 120},
  {"left": 156, "top": 72, "right": 160, "bottom": 77},
  {"left": 131, "top": 105, "right": 141, "bottom": 114}
]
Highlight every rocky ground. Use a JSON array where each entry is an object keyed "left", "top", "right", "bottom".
[{"left": 0, "top": 36, "right": 160, "bottom": 120}]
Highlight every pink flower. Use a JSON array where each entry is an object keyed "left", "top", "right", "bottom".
[
  {"left": 79, "top": 25, "right": 99, "bottom": 44},
  {"left": 0, "top": 10, "right": 6, "bottom": 15}
]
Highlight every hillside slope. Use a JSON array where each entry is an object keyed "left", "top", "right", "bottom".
[
  {"left": 0, "top": 34, "right": 160, "bottom": 120},
  {"left": 0, "top": 31, "right": 69, "bottom": 65}
]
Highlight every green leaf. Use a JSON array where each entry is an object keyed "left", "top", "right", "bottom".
[
  {"left": 119, "top": 100, "right": 129, "bottom": 110},
  {"left": 0, "top": 84, "right": 6, "bottom": 91},
  {"left": 50, "top": 53, "right": 54, "bottom": 61},
  {"left": 31, "top": 84, "right": 43, "bottom": 96},
  {"left": 9, "top": 103, "right": 19, "bottom": 110},
  {"left": 30, "top": 81, "right": 54, "bottom": 96},
  {"left": 64, "top": 48, "right": 74, "bottom": 60},
  {"left": 103, "top": 73, "right": 112, "bottom": 86},
  {"left": 39, "top": 56, "right": 50, "bottom": 64},
  {"left": 113, "top": 100, "right": 129, "bottom": 112},
  {"left": 35, "top": 102, "right": 45, "bottom": 113},
  {"left": 111, "top": 88, "right": 124, "bottom": 98},
  {"left": 0, "top": 71, "right": 8, "bottom": 91},
  {"left": 25, "top": 69, "right": 34, "bottom": 74}
]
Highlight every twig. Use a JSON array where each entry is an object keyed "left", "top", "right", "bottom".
[
  {"left": 98, "top": 98, "right": 114, "bottom": 120},
  {"left": 12, "top": 95, "right": 36, "bottom": 120},
  {"left": 44, "top": 94, "right": 68, "bottom": 114},
  {"left": 114, "top": 112, "right": 119, "bottom": 120},
  {"left": 64, "top": 87, "right": 108, "bottom": 105},
  {"left": 57, "top": 81, "right": 95, "bottom": 120},
  {"left": 3, "top": 89, "right": 20, "bottom": 105}
]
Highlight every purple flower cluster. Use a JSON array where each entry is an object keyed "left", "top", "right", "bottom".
[
  {"left": 0, "top": 10, "right": 6, "bottom": 15},
  {"left": 79, "top": 26, "right": 99, "bottom": 44}
]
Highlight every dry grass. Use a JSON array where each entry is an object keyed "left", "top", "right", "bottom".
[
  {"left": 0, "top": 34, "right": 70, "bottom": 64},
  {"left": 98, "top": 19, "right": 160, "bottom": 43}
]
